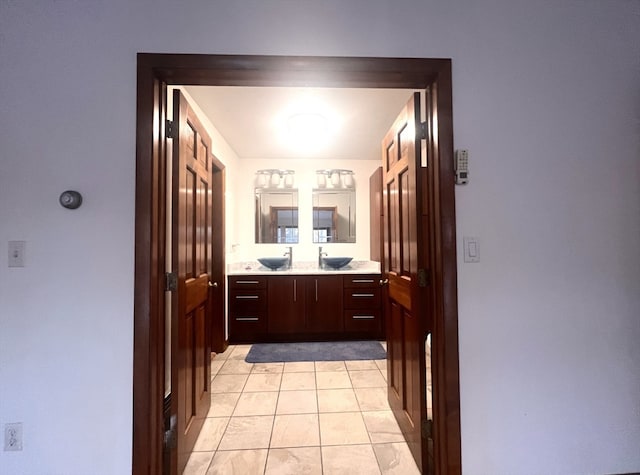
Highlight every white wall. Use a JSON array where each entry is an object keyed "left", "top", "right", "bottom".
[{"left": 0, "top": 1, "right": 638, "bottom": 474}]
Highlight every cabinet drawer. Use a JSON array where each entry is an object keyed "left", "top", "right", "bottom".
[
  {"left": 229, "top": 312, "right": 267, "bottom": 341},
  {"left": 343, "top": 287, "right": 380, "bottom": 309},
  {"left": 344, "top": 309, "right": 382, "bottom": 334},
  {"left": 230, "top": 289, "right": 267, "bottom": 312},
  {"left": 229, "top": 276, "right": 267, "bottom": 289},
  {"left": 343, "top": 274, "right": 381, "bottom": 288}
]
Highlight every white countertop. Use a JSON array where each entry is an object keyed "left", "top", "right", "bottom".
[{"left": 227, "top": 260, "right": 381, "bottom": 276}]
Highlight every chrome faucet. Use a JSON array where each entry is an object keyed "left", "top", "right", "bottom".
[
  {"left": 318, "top": 246, "right": 328, "bottom": 268},
  {"left": 284, "top": 246, "right": 293, "bottom": 268}
]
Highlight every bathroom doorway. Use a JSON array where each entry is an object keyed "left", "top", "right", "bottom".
[{"left": 133, "top": 54, "right": 461, "bottom": 475}]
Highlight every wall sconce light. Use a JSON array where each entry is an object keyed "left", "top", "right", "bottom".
[
  {"left": 256, "top": 169, "right": 295, "bottom": 188},
  {"left": 315, "top": 169, "right": 354, "bottom": 189}
]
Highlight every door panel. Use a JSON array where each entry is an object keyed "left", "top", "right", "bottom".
[
  {"left": 383, "top": 92, "right": 429, "bottom": 473},
  {"left": 171, "top": 90, "right": 212, "bottom": 475}
]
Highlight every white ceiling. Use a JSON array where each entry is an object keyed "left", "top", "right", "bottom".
[{"left": 185, "top": 86, "right": 418, "bottom": 161}]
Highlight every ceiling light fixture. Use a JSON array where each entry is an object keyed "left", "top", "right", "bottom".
[{"left": 286, "top": 112, "right": 328, "bottom": 146}]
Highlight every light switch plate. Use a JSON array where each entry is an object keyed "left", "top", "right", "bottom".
[
  {"left": 8, "top": 241, "right": 26, "bottom": 267},
  {"left": 463, "top": 237, "right": 480, "bottom": 263}
]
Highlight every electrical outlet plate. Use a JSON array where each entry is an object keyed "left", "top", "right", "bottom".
[{"left": 4, "top": 422, "right": 23, "bottom": 451}]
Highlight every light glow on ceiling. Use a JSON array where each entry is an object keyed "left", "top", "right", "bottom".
[{"left": 274, "top": 92, "right": 340, "bottom": 154}]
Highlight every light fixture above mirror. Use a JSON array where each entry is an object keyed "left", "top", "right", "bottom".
[
  {"left": 256, "top": 169, "right": 295, "bottom": 188},
  {"left": 316, "top": 169, "right": 354, "bottom": 189}
]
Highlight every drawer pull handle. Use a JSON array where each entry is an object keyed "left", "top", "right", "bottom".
[
  {"left": 236, "top": 295, "right": 259, "bottom": 299},
  {"left": 352, "top": 293, "right": 375, "bottom": 298},
  {"left": 235, "top": 317, "right": 259, "bottom": 321},
  {"left": 235, "top": 280, "right": 260, "bottom": 284},
  {"left": 352, "top": 279, "right": 375, "bottom": 283},
  {"left": 352, "top": 315, "right": 375, "bottom": 320}
]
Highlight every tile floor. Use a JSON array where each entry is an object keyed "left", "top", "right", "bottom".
[{"left": 183, "top": 343, "right": 421, "bottom": 475}]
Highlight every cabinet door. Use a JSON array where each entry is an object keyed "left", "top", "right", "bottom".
[
  {"left": 267, "top": 276, "right": 305, "bottom": 334},
  {"left": 305, "top": 275, "right": 343, "bottom": 333}
]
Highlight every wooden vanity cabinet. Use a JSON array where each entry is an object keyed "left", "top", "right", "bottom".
[
  {"left": 343, "top": 274, "right": 383, "bottom": 338},
  {"left": 267, "top": 276, "right": 306, "bottom": 335},
  {"left": 305, "top": 275, "right": 343, "bottom": 333},
  {"left": 228, "top": 276, "right": 268, "bottom": 342},
  {"left": 268, "top": 275, "right": 343, "bottom": 336},
  {"left": 228, "top": 272, "right": 382, "bottom": 342}
]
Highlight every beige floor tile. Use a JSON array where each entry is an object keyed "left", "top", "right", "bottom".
[
  {"left": 270, "top": 413, "right": 320, "bottom": 448},
  {"left": 316, "top": 371, "right": 352, "bottom": 389},
  {"left": 227, "top": 344, "right": 252, "bottom": 360},
  {"left": 233, "top": 391, "right": 278, "bottom": 416},
  {"left": 345, "top": 360, "right": 378, "bottom": 371},
  {"left": 218, "top": 359, "right": 254, "bottom": 375},
  {"left": 243, "top": 372, "right": 282, "bottom": 392},
  {"left": 251, "top": 362, "right": 285, "bottom": 373},
  {"left": 319, "top": 412, "right": 370, "bottom": 446},
  {"left": 209, "top": 392, "right": 241, "bottom": 417},
  {"left": 218, "top": 415, "right": 274, "bottom": 450},
  {"left": 210, "top": 360, "right": 224, "bottom": 377},
  {"left": 283, "top": 361, "right": 315, "bottom": 372},
  {"left": 372, "top": 442, "right": 420, "bottom": 475},
  {"left": 206, "top": 449, "right": 268, "bottom": 475},
  {"left": 265, "top": 447, "right": 322, "bottom": 475},
  {"left": 362, "top": 411, "right": 404, "bottom": 443},
  {"left": 317, "top": 389, "right": 359, "bottom": 413},
  {"left": 380, "top": 341, "right": 387, "bottom": 351},
  {"left": 280, "top": 371, "right": 316, "bottom": 390},
  {"left": 321, "top": 444, "right": 382, "bottom": 475},
  {"left": 353, "top": 387, "right": 390, "bottom": 412},
  {"left": 276, "top": 390, "right": 318, "bottom": 414},
  {"left": 211, "top": 374, "right": 248, "bottom": 393},
  {"left": 315, "top": 361, "right": 346, "bottom": 372},
  {"left": 348, "top": 370, "right": 386, "bottom": 388},
  {"left": 374, "top": 359, "right": 387, "bottom": 372},
  {"left": 192, "top": 417, "right": 229, "bottom": 451},
  {"left": 182, "top": 450, "right": 214, "bottom": 475},
  {"left": 213, "top": 346, "right": 234, "bottom": 361}
]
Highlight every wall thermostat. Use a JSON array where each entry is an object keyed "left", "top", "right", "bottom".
[
  {"left": 455, "top": 149, "right": 469, "bottom": 185},
  {"left": 59, "top": 190, "right": 83, "bottom": 209}
]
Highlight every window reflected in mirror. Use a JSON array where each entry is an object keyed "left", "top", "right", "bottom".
[
  {"left": 255, "top": 189, "right": 299, "bottom": 243},
  {"left": 312, "top": 189, "right": 356, "bottom": 243}
]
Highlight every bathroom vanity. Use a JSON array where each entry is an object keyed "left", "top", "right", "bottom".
[{"left": 227, "top": 262, "right": 383, "bottom": 343}]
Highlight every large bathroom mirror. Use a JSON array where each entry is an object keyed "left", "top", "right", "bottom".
[
  {"left": 255, "top": 188, "right": 299, "bottom": 243},
  {"left": 312, "top": 189, "right": 356, "bottom": 243}
]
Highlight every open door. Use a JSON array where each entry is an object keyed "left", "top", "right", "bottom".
[
  {"left": 168, "top": 90, "right": 213, "bottom": 474},
  {"left": 383, "top": 91, "right": 433, "bottom": 473}
]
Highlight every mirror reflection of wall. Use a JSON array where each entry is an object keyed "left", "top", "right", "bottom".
[
  {"left": 255, "top": 189, "right": 299, "bottom": 243},
  {"left": 312, "top": 189, "right": 356, "bottom": 243}
]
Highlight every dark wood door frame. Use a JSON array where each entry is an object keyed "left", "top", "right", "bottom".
[{"left": 133, "top": 54, "right": 461, "bottom": 474}]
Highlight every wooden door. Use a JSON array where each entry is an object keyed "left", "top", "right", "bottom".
[
  {"left": 170, "top": 90, "right": 212, "bottom": 474},
  {"left": 383, "top": 92, "right": 431, "bottom": 473}
]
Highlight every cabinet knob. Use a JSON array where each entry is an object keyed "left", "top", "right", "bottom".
[
  {"left": 379, "top": 279, "right": 389, "bottom": 286},
  {"left": 209, "top": 281, "right": 218, "bottom": 288}
]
